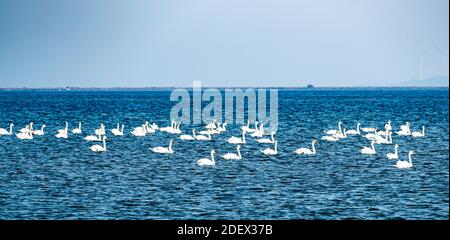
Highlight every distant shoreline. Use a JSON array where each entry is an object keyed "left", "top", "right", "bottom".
[{"left": 0, "top": 86, "right": 448, "bottom": 91}]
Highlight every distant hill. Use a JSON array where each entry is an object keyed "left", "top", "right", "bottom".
[{"left": 396, "top": 76, "right": 449, "bottom": 87}]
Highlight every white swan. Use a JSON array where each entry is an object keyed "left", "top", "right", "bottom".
[
  {"left": 294, "top": 140, "right": 317, "bottom": 155},
  {"left": 376, "top": 129, "right": 389, "bottom": 136},
  {"left": 399, "top": 122, "right": 410, "bottom": 131},
  {"left": 19, "top": 122, "right": 33, "bottom": 133},
  {"left": 180, "top": 129, "right": 196, "bottom": 140},
  {"left": 33, "top": 124, "right": 46, "bottom": 135},
  {"left": 241, "top": 120, "right": 251, "bottom": 132},
  {"left": 411, "top": 126, "right": 425, "bottom": 137},
  {"left": 55, "top": 131, "right": 68, "bottom": 139},
  {"left": 324, "top": 121, "right": 342, "bottom": 135},
  {"left": 90, "top": 136, "right": 107, "bottom": 152},
  {"left": 385, "top": 120, "right": 392, "bottom": 131},
  {"left": 195, "top": 130, "right": 212, "bottom": 141},
  {"left": 151, "top": 139, "right": 174, "bottom": 154},
  {"left": 57, "top": 122, "right": 69, "bottom": 134},
  {"left": 222, "top": 145, "right": 242, "bottom": 160},
  {"left": 111, "top": 123, "right": 124, "bottom": 136},
  {"left": 250, "top": 123, "right": 264, "bottom": 138},
  {"left": 321, "top": 135, "right": 339, "bottom": 141},
  {"left": 374, "top": 131, "right": 392, "bottom": 144},
  {"left": 397, "top": 122, "right": 411, "bottom": 136},
  {"left": 364, "top": 128, "right": 381, "bottom": 140},
  {"left": 55, "top": 122, "right": 68, "bottom": 138},
  {"left": 131, "top": 124, "right": 147, "bottom": 137},
  {"left": 205, "top": 119, "right": 217, "bottom": 129},
  {"left": 386, "top": 144, "right": 399, "bottom": 160},
  {"left": 0, "top": 123, "right": 14, "bottom": 135},
  {"left": 167, "top": 122, "right": 181, "bottom": 134},
  {"left": 333, "top": 128, "right": 347, "bottom": 139},
  {"left": 261, "top": 140, "right": 277, "bottom": 155},
  {"left": 197, "top": 150, "right": 216, "bottom": 166},
  {"left": 360, "top": 141, "right": 376, "bottom": 155},
  {"left": 395, "top": 151, "right": 414, "bottom": 169},
  {"left": 159, "top": 121, "right": 175, "bottom": 133},
  {"left": 346, "top": 123, "right": 361, "bottom": 135},
  {"left": 227, "top": 130, "right": 246, "bottom": 144},
  {"left": 72, "top": 122, "right": 82, "bottom": 134},
  {"left": 16, "top": 130, "right": 33, "bottom": 140},
  {"left": 361, "top": 125, "right": 376, "bottom": 132},
  {"left": 256, "top": 132, "right": 275, "bottom": 143},
  {"left": 217, "top": 123, "right": 227, "bottom": 133},
  {"left": 94, "top": 123, "right": 106, "bottom": 136},
  {"left": 84, "top": 134, "right": 102, "bottom": 141},
  {"left": 245, "top": 121, "right": 258, "bottom": 133}
]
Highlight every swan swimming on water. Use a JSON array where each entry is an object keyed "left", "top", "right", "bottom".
[
  {"left": 95, "top": 123, "right": 106, "bottom": 136},
  {"left": 180, "top": 129, "right": 196, "bottom": 140},
  {"left": 131, "top": 124, "right": 147, "bottom": 136},
  {"left": 241, "top": 120, "right": 251, "bottom": 132},
  {"left": 19, "top": 122, "right": 33, "bottom": 133},
  {"left": 195, "top": 129, "right": 212, "bottom": 141},
  {"left": 167, "top": 122, "right": 181, "bottom": 134},
  {"left": 160, "top": 121, "right": 175, "bottom": 133},
  {"left": 321, "top": 135, "right": 339, "bottom": 141},
  {"left": 205, "top": 119, "right": 217, "bottom": 130},
  {"left": 411, "top": 126, "right": 425, "bottom": 137},
  {"left": 72, "top": 122, "right": 82, "bottom": 134},
  {"left": 0, "top": 123, "right": 14, "bottom": 135},
  {"left": 227, "top": 130, "right": 246, "bottom": 144},
  {"left": 250, "top": 123, "right": 264, "bottom": 138},
  {"left": 256, "top": 132, "right": 275, "bottom": 143},
  {"left": 346, "top": 123, "right": 361, "bottom": 135},
  {"left": 360, "top": 141, "right": 376, "bottom": 155},
  {"left": 16, "top": 129, "right": 33, "bottom": 140},
  {"left": 324, "top": 121, "right": 342, "bottom": 135},
  {"left": 84, "top": 134, "right": 102, "bottom": 141},
  {"left": 197, "top": 150, "right": 216, "bottom": 166},
  {"left": 55, "top": 122, "right": 68, "bottom": 138},
  {"left": 221, "top": 145, "right": 242, "bottom": 160},
  {"left": 111, "top": 123, "right": 124, "bottom": 136},
  {"left": 294, "top": 140, "right": 317, "bottom": 155},
  {"left": 151, "top": 139, "right": 174, "bottom": 154},
  {"left": 261, "top": 140, "right": 277, "bottom": 155},
  {"left": 361, "top": 125, "right": 376, "bottom": 132},
  {"left": 395, "top": 151, "right": 414, "bottom": 169},
  {"left": 90, "top": 136, "right": 107, "bottom": 152},
  {"left": 333, "top": 128, "right": 347, "bottom": 139},
  {"left": 386, "top": 144, "right": 399, "bottom": 160},
  {"left": 396, "top": 122, "right": 411, "bottom": 136},
  {"left": 33, "top": 124, "right": 46, "bottom": 135},
  {"left": 245, "top": 121, "right": 258, "bottom": 133},
  {"left": 217, "top": 123, "right": 227, "bottom": 133}
]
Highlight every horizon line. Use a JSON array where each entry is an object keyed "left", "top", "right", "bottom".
[{"left": 0, "top": 86, "right": 448, "bottom": 90}]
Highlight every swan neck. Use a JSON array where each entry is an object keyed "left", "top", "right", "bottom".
[
  {"left": 312, "top": 141, "right": 316, "bottom": 153},
  {"left": 211, "top": 151, "right": 215, "bottom": 163},
  {"left": 169, "top": 140, "right": 173, "bottom": 151}
]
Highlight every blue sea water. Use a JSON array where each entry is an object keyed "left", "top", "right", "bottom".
[{"left": 0, "top": 88, "right": 448, "bottom": 219}]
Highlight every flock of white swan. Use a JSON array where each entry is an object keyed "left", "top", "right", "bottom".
[{"left": 0, "top": 119, "right": 425, "bottom": 169}]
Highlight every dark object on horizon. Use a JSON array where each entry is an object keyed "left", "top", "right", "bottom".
[{"left": 306, "top": 84, "right": 314, "bottom": 89}]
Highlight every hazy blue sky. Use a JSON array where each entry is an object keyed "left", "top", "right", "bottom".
[{"left": 0, "top": 0, "right": 448, "bottom": 87}]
